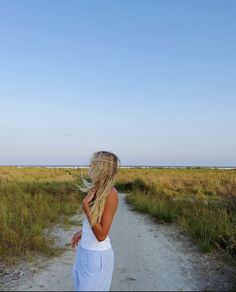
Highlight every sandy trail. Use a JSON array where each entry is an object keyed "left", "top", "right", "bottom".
[{"left": 2, "top": 192, "right": 235, "bottom": 291}]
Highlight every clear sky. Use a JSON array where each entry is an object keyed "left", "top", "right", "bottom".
[{"left": 0, "top": 0, "right": 236, "bottom": 166}]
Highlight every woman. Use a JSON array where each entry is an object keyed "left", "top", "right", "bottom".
[{"left": 71, "top": 151, "right": 120, "bottom": 291}]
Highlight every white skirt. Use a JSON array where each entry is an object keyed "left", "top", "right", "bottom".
[{"left": 72, "top": 244, "right": 114, "bottom": 291}]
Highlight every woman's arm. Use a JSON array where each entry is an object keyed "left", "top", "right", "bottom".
[
  {"left": 70, "top": 229, "right": 82, "bottom": 248},
  {"left": 82, "top": 189, "right": 119, "bottom": 242}
]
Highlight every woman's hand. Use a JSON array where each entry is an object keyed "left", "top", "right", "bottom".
[
  {"left": 71, "top": 230, "right": 82, "bottom": 249},
  {"left": 82, "top": 187, "right": 96, "bottom": 207}
]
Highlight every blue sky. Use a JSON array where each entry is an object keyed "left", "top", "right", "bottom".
[{"left": 0, "top": 0, "right": 236, "bottom": 166}]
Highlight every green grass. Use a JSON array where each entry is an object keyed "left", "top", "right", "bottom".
[
  {"left": 1, "top": 166, "right": 236, "bottom": 262},
  {"left": 115, "top": 177, "right": 236, "bottom": 254},
  {"left": 0, "top": 180, "right": 83, "bottom": 262}
]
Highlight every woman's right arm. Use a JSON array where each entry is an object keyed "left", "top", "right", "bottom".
[{"left": 71, "top": 229, "right": 82, "bottom": 249}]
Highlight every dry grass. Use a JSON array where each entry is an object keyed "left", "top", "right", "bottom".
[
  {"left": 1, "top": 166, "right": 235, "bottom": 262},
  {"left": 0, "top": 167, "right": 84, "bottom": 263},
  {"left": 115, "top": 168, "right": 236, "bottom": 253}
]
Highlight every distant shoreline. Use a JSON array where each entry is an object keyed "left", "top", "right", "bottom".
[{"left": 0, "top": 165, "right": 235, "bottom": 169}]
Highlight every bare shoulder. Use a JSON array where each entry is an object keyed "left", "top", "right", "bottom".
[
  {"left": 111, "top": 187, "right": 119, "bottom": 200},
  {"left": 112, "top": 186, "right": 118, "bottom": 194},
  {"left": 106, "top": 187, "right": 119, "bottom": 207}
]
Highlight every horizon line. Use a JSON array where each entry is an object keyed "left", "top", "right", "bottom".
[{"left": 0, "top": 164, "right": 236, "bottom": 169}]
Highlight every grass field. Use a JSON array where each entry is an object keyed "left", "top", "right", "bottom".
[
  {"left": 0, "top": 167, "right": 83, "bottom": 263},
  {"left": 0, "top": 166, "right": 235, "bottom": 263},
  {"left": 115, "top": 168, "right": 236, "bottom": 254}
]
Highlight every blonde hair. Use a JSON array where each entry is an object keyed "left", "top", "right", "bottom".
[{"left": 78, "top": 151, "right": 121, "bottom": 227}]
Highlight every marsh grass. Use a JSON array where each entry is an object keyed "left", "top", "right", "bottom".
[
  {"left": 180, "top": 202, "right": 236, "bottom": 252},
  {"left": 0, "top": 168, "right": 84, "bottom": 263},
  {"left": 115, "top": 170, "right": 236, "bottom": 254},
  {"left": 1, "top": 166, "right": 236, "bottom": 262}
]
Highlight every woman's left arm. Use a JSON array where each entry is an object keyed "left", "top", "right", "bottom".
[{"left": 82, "top": 189, "right": 119, "bottom": 242}]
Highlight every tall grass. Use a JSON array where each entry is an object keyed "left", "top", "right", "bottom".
[
  {"left": 0, "top": 168, "right": 83, "bottom": 262},
  {"left": 115, "top": 172, "right": 236, "bottom": 254},
  {"left": 1, "top": 166, "right": 236, "bottom": 260},
  {"left": 180, "top": 203, "right": 236, "bottom": 252}
]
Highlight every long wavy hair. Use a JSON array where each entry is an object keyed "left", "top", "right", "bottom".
[{"left": 77, "top": 151, "right": 121, "bottom": 227}]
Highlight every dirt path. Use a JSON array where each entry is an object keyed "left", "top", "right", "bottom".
[{"left": 1, "top": 193, "right": 235, "bottom": 291}]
